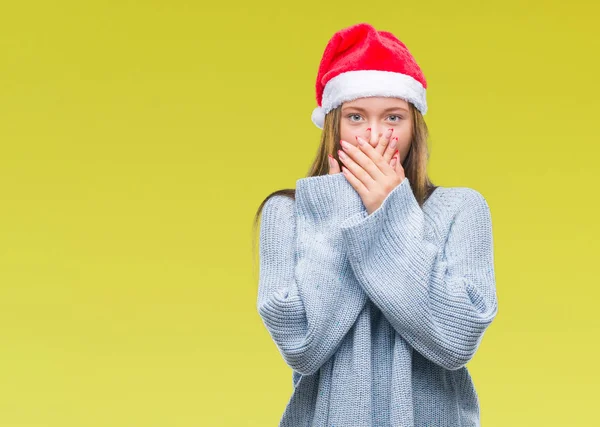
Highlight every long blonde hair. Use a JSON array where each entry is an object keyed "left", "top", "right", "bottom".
[{"left": 251, "top": 101, "right": 438, "bottom": 263}]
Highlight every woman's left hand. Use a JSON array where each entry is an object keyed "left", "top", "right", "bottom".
[{"left": 338, "top": 136, "right": 406, "bottom": 215}]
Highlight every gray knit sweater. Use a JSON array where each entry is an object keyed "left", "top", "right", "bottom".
[{"left": 257, "top": 172, "right": 498, "bottom": 426}]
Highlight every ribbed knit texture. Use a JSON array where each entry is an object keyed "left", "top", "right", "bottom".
[{"left": 257, "top": 172, "right": 498, "bottom": 427}]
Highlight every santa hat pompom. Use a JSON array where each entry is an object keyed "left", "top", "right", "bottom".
[{"left": 311, "top": 106, "right": 325, "bottom": 129}]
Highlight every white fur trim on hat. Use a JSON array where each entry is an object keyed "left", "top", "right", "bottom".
[{"left": 311, "top": 70, "right": 427, "bottom": 129}]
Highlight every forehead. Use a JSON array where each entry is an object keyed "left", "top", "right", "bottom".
[{"left": 342, "top": 96, "right": 409, "bottom": 111}]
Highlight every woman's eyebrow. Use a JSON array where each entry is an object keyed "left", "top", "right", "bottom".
[{"left": 343, "top": 106, "right": 409, "bottom": 113}]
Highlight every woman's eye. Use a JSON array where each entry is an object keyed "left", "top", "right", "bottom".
[{"left": 347, "top": 114, "right": 403, "bottom": 122}]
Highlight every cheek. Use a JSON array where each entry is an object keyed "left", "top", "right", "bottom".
[
  {"left": 394, "top": 133, "right": 412, "bottom": 156},
  {"left": 339, "top": 123, "right": 352, "bottom": 142},
  {"left": 400, "top": 141, "right": 413, "bottom": 161}
]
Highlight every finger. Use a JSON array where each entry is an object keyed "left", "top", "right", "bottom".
[
  {"left": 338, "top": 145, "right": 376, "bottom": 189},
  {"left": 376, "top": 128, "right": 394, "bottom": 158},
  {"left": 383, "top": 137, "right": 398, "bottom": 165},
  {"left": 392, "top": 153, "right": 403, "bottom": 177},
  {"left": 342, "top": 137, "right": 359, "bottom": 148},
  {"left": 345, "top": 138, "right": 386, "bottom": 183},
  {"left": 390, "top": 154, "right": 398, "bottom": 170},
  {"left": 341, "top": 165, "right": 368, "bottom": 198},
  {"left": 355, "top": 136, "right": 397, "bottom": 178},
  {"left": 328, "top": 154, "right": 341, "bottom": 174},
  {"left": 395, "top": 154, "right": 405, "bottom": 178}
]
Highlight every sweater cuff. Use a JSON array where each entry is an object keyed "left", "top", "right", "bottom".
[
  {"left": 296, "top": 173, "right": 366, "bottom": 223},
  {"left": 340, "top": 177, "right": 422, "bottom": 260}
]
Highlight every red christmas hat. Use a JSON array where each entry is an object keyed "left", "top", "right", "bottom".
[{"left": 311, "top": 22, "right": 428, "bottom": 129}]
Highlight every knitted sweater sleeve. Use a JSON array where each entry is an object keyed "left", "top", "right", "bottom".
[
  {"left": 340, "top": 177, "right": 499, "bottom": 371},
  {"left": 257, "top": 173, "right": 369, "bottom": 376}
]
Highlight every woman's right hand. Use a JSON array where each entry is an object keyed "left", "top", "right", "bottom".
[{"left": 328, "top": 128, "right": 399, "bottom": 174}]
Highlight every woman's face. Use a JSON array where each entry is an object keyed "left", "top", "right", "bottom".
[{"left": 339, "top": 96, "right": 413, "bottom": 163}]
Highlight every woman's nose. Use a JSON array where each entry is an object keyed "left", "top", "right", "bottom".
[{"left": 369, "top": 127, "right": 381, "bottom": 146}]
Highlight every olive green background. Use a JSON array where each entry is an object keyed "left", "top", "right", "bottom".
[{"left": 1, "top": 1, "right": 598, "bottom": 426}]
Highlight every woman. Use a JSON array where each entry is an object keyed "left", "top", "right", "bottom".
[{"left": 253, "top": 22, "right": 498, "bottom": 427}]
